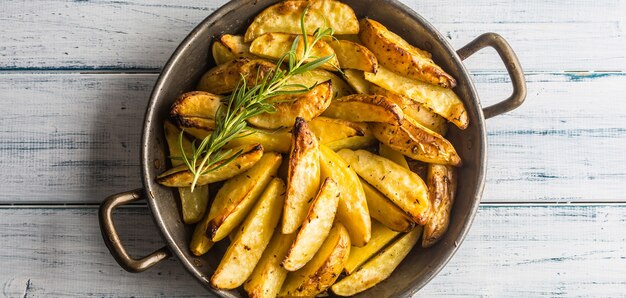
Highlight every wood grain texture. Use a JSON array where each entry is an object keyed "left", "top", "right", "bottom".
[
  {"left": 0, "top": 0, "right": 624, "bottom": 71},
  {"left": 0, "top": 206, "right": 623, "bottom": 297},
  {"left": 1, "top": 72, "right": 624, "bottom": 203}
]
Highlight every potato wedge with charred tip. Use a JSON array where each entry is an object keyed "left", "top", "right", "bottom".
[
  {"left": 212, "top": 41, "right": 236, "bottom": 66},
  {"left": 370, "top": 85, "right": 448, "bottom": 135},
  {"left": 170, "top": 91, "right": 223, "bottom": 120},
  {"left": 319, "top": 145, "right": 371, "bottom": 247},
  {"left": 283, "top": 118, "right": 321, "bottom": 234},
  {"left": 309, "top": 117, "right": 364, "bottom": 144},
  {"left": 331, "top": 226, "right": 423, "bottom": 296},
  {"left": 163, "top": 121, "right": 209, "bottom": 224},
  {"left": 197, "top": 58, "right": 275, "bottom": 94},
  {"left": 359, "top": 19, "right": 456, "bottom": 88},
  {"left": 371, "top": 116, "right": 462, "bottom": 166},
  {"left": 190, "top": 202, "right": 216, "bottom": 256},
  {"left": 322, "top": 94, "right": 403, "bottom": 125},
  {"left": 423, "top": 164, "right": 457, "bottom": 248},
  {"left": 250, "top": 33, "right": 340, "bottom": 71},
  {"left": 156, "top": 144, "right": 264, "bottom": 187},
  {"left": 365, "top": 66, "right": 468, "bottom": 129},
  {"left": 343, "top": 220, "right": 400, "bottom": 274},
  {"left": 360, "top": 179, "right": 414, "bottom": 232},
  {"left": 211, "top": 178, "right": 285, "bottom": 289},
  {"left": 283, "top": 178, "right": 340, "bottom": 271},
  {"left": 288, "top": 69, "right": 353, "bottom": 99},
  {"left": 207, "top": 152, "right": 282, "bottom": 242},
  {"left": 244, "top": 0, "right": 359, "bottom": 42},
  {"left": 327, "top": 39, "right": 378, "bottom": 72},
  {"left": 343, "top": 69, "right": 370, "bottom": 94},
  {"left": 212, "top": 34, "right": 253, "bottom": 65},
  {"left": 247, "top": 80, "right": 333, "bottom": 129},
  {"left": 174, "top": 116, "right": 216, "bottom": 131},
  {"left": 279, "top": 223, "right": 351, "bottom": 297},
  {"left": 337, "top": 149, "right": 430, "bottom": 225},
  {"left": 244, "top": 231, "right": 297, "bottom": 298}
]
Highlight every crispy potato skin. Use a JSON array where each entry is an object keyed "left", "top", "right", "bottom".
[
  {"left": 322, "top": 94, "right": 403, "bottom": 125},
  {"left": 359, "top": 19, "right": 456, "bottom": 88},
  {"left": 282, "top": 178, "right": 340, "bottom": 271},
  {"left": 279, "top": 223, "right": 351, "bottom": 297},
  {"left": 327, "top": 39, "right": 378, "bottom": 72},
  {"left": 212, "top": 34, "right": 253, "bottom": 65},
  {"left": 422, "top": 164, "right": 457, "bottom": 248},
  {"left": 244, "top": 0, "right": 359, "bottom": 42},
  {"left": 360, "top": 178, "right": 414, "bottom": 232},
  {"left": 197, "top": 58, "right": 275, "bottom": 94},
  {"left": 250, "top": 33, "right": 340, "bottom": 70},
  {"left": 156, "top": 144, "right": 264, "bottom": 187},
  {"left": 170, "top": 91, "right": 223, "bottom": 119},
  {"left": 282, "top": 118, "right": 321, "bottom": 234},
  {"left": 247, "top": 80, "right": 333, "bottom": 129},
  {"left": 244, "top": 231, "right": 297, "bottom": 298},
  {"left": 371, "top": 117, "right": 462, "bottom": 166}
]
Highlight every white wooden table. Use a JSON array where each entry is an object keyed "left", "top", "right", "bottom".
[{"left": 1, "top": 0, "right": 625, "bottom": 296}]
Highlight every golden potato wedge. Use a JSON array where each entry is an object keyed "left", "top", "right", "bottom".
[
  {"left": 370, "top": 85, "right": 448, "bottom": 135},
  {"left": 422, "top": 164, "right": 457, "bottom": 248},
  {"left": 170, "top": 91, "right": 223, "bottom": 120},
  {"left": 331, "top": 226, "right": 423, "bottom": 296},
  {"left": 224, "top": 127, "right": 292, "bottom": 153},
  {"left": 360, "top": 179, "right": 414, "bottom": 232},
  {"left": 325, "top": 134, "right": 378, "bottom": 151},
  {"left": 244, "top": 0, "right": 359, "bottom": 42},
  {"left": 371, "top": 116, "right": 461, "bottom": 166},
  {"left": 337, "top": 149, "right": 430, "bottom": 224},
  {"left": 212, "top": 34, "right": 253, "bottom": 65},
  {"left": 244, "top": 231, "right": 297, "bottom": 298},
  {"left": 283, "top": 178, "right": 340, "bottom": 271},
  {"left": 283, "top": 118, "right": 321, "bottom": 234},
  {"left": 309, "top": 117, "right": 364, "bottom": 144},
  {"left": 189, "top": 204, "right": 216, "bottom": 256},
  {"left": 211, "top": 178, "right": 286, "bottom": 289},
  {"left": 343, "top": 220, "right": 401, "bottom": 274},
  {"left": 207, "top": 152, "right": 282, "bottom": 241},
  {"left": 250, "top": 33, "right": 340, "bottom": 70},
  {"left": 163, "top": 121, "right": 209, "bottom": 224},
  {"left": 322, "top": 94, "right": 403, "bottom": 125},
  {"left": 197, "top": 58, "right": 275, "bottom": 94},
  {"left": 319, "top": 145, "right": 371, "bottom": 247},
  {"left": 343, "top": 69, "right": 371, "bottom": 94},
  {"left": 359, "top": 19, "right": 456, "bottom": 88},
  {"left": 247, "top": 80, "right": 332, "bottom": 129},
  {"left": 288, "top": 69, "right": 353, "bottom": 98},
  {"left": 174, "top": 116, "right": 216, "bottom": 131},
  {"left": 379, "top": 143, "right": 410, "bottom": 169},
  {"left": 365, "top": 66, "right": 468, "bottom": 129},
  {"left": 156, "top": 144, "right": 264, "bottom": 187},
  {"left": 279, "top": 223, "right": 351, "bottom": 297},
  {"left": 327, "top": 39, "right": 378, "bottom": 72}
]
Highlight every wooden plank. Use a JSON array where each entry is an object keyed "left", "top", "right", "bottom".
[
  {"left": 0, "top": 0, "right": 624, "bottom": 71},
  {"left": 0, "top": 205, "right": 624, "bottom": 296},
  {"left": 1, "top": 72, "right": 624, "bottom": 203}
]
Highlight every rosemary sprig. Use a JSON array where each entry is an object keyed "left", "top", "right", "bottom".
[{"left": 180, "top": 9, "right": 336, "bottom": 191}]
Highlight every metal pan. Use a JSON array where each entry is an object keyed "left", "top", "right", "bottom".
[{"left": 99, "top": 0, "right": 526, "bottom": 296}]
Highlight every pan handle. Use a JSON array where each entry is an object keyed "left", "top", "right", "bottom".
[
  {"left": 99, "top": 189, "right": 171, "bottom": 273},
  {"left": 457, "top": 33, "right": 527, "bottom": 119}
]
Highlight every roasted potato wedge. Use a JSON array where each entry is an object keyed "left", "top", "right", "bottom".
[
  {"left": 343, "top": 220, "right": 400, "bottom": 274},
  {"left": 212, "top": 34, "right": 253, "bottom": 65},
  {"left": 288, "top": 69, "right": 353, "bottom": 98},
  {"left": 331, "top": 226, "right": 423, "bottom": 296},
  {"left": 190, "top": 203, "right": 216, "bottom": 256},
  {"left": 283, "top": 118, "right": 322, "bottom": 234},
  {"left": 174, "top": 116, "right": 216, "bottom": 131},
  {"left": 322, "top": 94, "right": 403, "bottom": 125},
  {"left": 211, "top": 178, "right": 286, "bottom": 289},
  {"left": 319, "top": 145, "right": 371, "bottom": 246},
  {"left": 207, "top": 152, "right": 282, "bottom": 241},
  {"left": 156, "top": 144, "right": 264, "bottom": 187},
  {"left": 365, "top": 66, "right": 468, "bottom": 129},
  {"left": 370, "top": 85, "right": 448, "bottom": 135},
  {"left": 371, "top": 116, "right": 461, "bottom": 166},
  {"left": 337, "top": 149, "right": 430, "bottom": 224},
  {"left": 279, "top": 223, "right": 351, "bottom": 297},
  {"left": 170, "top": 91, "right": 223, "bottom": 120},
  {"left": 247, "top": 80, "right": 332, "bottom": 129},
  {"left": 244, "top": 231, "right": 297, "bottom": 298},
  {"left": 343, "top": 69, "right": 371, "bottom": 94},
  {"left": 379, "top": 143, "right": 410, "bottom": 169},
  {"left": 327, "top": 39, "right": 378, "bottom": 72},
  {"left": 250, "top": 32, "right": 340, "bottom": 71},
  {"left": 325, "top": 134, "right": 378, "bottom": 151},
  {"left": 163, "top": 121, "right": 209, "bottom": 224},
  {"left": 244, "top": 0, "right": 359, "bottom": 42},
  {"left": 360, "top": 179, "right": 414, "bottom": 232},
  {"left": 359, "top": 19, "right": 456, "bottom": 88},
  {"left": 283, "top": 178, "right": 340, "bottom": 271},
  {"left": 197, "top": 58, "right": 275, "bottom": 94},
  {"left": 224, "top": 127, "right": 292, "bottom": 153},
  {"left": 423, "top": 164, "right": 457, "bottom": 248},
  {"left": 309, "top": 116, "right": 364, "bottom": 144}
]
